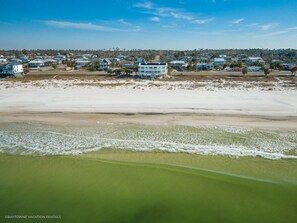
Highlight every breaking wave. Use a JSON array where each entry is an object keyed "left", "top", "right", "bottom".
[{"left": 0, "top": 123, "right": 296, "bottom": 160}]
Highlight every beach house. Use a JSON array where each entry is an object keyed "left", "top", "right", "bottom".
[
  {"left": 213, "top": 58, "right": 225, "bottom": 66},
  {"left": 74, "top": 59, "right": 91, "bottom": 69},
  {"left": 0, "top": 57, "right": 7, "bottom": 63},
  {"left": 196, "top": 63, "right": 214, "bottom": 71},
  {"left": 28, "top": 60, "right": 45, "bottom": 68},
  {"left": 138, "top": 62, "right": 168, "bottom": 78},
  {"left": 246, "top": 57, "right": 265, "bottom": 64},
  {"left": 0, "top": 62, "right": 24, "bottom": 77},
  {"left": 99, "top": 59, "right": 112, "bottom": 70},
  {"left": 169, "top": 61, "right": 188, "bottom": 68}
]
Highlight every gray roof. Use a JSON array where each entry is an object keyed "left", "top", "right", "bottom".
[
  {"left": 0, "top": 63, "right": 7, "bottom": 69},
  {"left": 9, "top": 62, "right": 22, "bottom": 65}
]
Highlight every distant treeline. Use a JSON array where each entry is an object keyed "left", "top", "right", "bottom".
[{"left": 1, "top": 48, "right": 296, "bottom": 62}]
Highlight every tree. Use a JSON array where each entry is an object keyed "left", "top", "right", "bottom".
[
  {"left": 270, "top": 62, "right": 282, "bottom": 70},
  {"left": 66, "top": 60, "right": 75, "bottom": 68},
  {"left": 110, "top": 62, "right": 116, "bottom": 68},
  {"left": 87, "top": 62, "right": 99, "bottom": 71},
  {"left": 22, "top": 49, "right": 28, "bottom": 56},
  {"left": 242, "top": 67, "right": 248, "bottom": 76},
  {"left": 167, "top": 66, "right": 174, "bottom": 75},
  {"left": 124, "top": 69, "right": 132, "bottom": 75},
  {"left": 264, "top": 67, "right": 270, "bottom": 77},
  {"left": 114, "top": 68, "right": 124, "bottom": 76},
  {"left": 291, "top": 67, "right": 297, "bottom": 76}
]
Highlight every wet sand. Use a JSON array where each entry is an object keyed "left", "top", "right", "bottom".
[{"left": 0, "top": 112, "right": 297, "bottom": 130}]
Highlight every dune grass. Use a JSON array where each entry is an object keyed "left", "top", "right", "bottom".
[{"left": 1, "top": 151, "right": 297, "bottom": 223}]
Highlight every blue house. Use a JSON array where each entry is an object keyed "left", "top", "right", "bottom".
[
  {"left": 196, "top": 63, "right": 214, "bottom": 71},
  {"left": 213, "top": 58, "right": 225, "bottom": 66},
  {"left": 0, "top": 62, "right": 24, "bottom": 77},
  {"left": 18, "top": 57, "right": 30, "bottom": 63}
]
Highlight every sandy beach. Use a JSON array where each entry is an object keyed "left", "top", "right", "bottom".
[
  {"left": 0, "top": 79, "right": 297, "bottom": 117},
  {"left": 1, "top": 79, "right": 297, "bottom": 159}
]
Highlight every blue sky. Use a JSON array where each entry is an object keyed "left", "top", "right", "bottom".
[{"left": 0, "top": 0, "right": 297, "bottom": 49}]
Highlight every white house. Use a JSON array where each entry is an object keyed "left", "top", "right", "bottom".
[
  {"left": 116, "top": 55, "right": 126, "bottom": 60},
  {"left": 138, "top": 62, "right": 168, "bottom": 78},
  {"left": 218, "top": 55, "right": 227, "bottom": 58},
  {"left": 54, "top": 55, "right": 66, "bottom": 60},
  {"left": 28, "top": 60, "right": 45, "bottom": 68},
  {"left": 169, "top": 60, "right": 188, "bottom": 68},
  {"left": 246, "top": 57, "right": 265, "bottom": 64},
  {"left": 213, "top": 58, "right": 225, "bottom": 66},
  {"left": 74, "top": 60, "right": 90, "bottom": 69},
  {"left": 81, "top": 54, "right": 97, "bottom": 58},
  {"left": 0, "top": 62, "right": 24, "bottom": 77},
  {"left": 43, "top": 59, "right": 59, "bottom": 66},
  {"left": 99, "top": 59, "right": 112, "bottom": 70},
  {"left": 111, "top": 58, "right": 121, "bottom": 63}
]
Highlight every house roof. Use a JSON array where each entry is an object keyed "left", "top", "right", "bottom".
[
  {"left": 170, "top": 60, "right": 187, "bottom": 64},
  {"left": 102, "top": 58, "right": 111, "bottom": 64},
  {"left": 140, "top": 62, "right": 167, "bottom": 65},
  {"left": 29, "top": 60, "right": 44, "bottom": 64},
  {"left": 9, "top": 62, "right": 22, "bottom": 66},
  {"left": 214, "top": 58, "right": 225, "bottom": 62},
  {"left": 247, "top": 57, "right": 263, "bottom": 60},
  {"left": 0, "top": 63, "right": 7, "bottom": 69},
  {"left": 0, "top": 62, "right": 21, "bottom": 67}
]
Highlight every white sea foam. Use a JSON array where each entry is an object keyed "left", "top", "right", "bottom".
[{"left": 0, "top": 123, "right": 296, "bottom": 160}]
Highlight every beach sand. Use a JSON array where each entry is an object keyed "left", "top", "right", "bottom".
[
  {"left": 0, "top": 112, "right": 297, "bottom": 130},
  {"left": 0, "top": 79, "right": 296, "bottom": 158}
]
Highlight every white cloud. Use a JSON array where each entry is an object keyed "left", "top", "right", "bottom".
[
  {"left": 135, "top": 26, "right": 142, "bottom": 32},
  {"left": 118, "top": 19, "right": 131, "bottom": 25},
  {"left": 162, "top": 23, "right": 177, "bottom": 29},
  {"left": 231, "top": 18, "right": 244, "bottom": 24},
  {"left": 249, "top": 22, "right": 279, "bottom": 31},
  {"left": 288, "top": 27, "right": 297, "bottom": 30},
  {"left": 192, "top": 18, "right": 215, "bottom": 24},
  {"left": 262, "top": 30, "right": 288, "bottom": 36},
  {"left": 150, "top": 17, "right": 160, "bottom": 22},
  {"left": 44, "top": 20, "right": 118, "bottom": 31},
  {"left": 44, "top": 20, "right": 141, "bottom": 32},
  {"left": 133, "top": 2, "right": 214, "bottom": 25},
  {"left": 259, "top": 23, "right": 279, "bottom": 31},
  {"left": 169, "top": 12, "right": 193, "bottom": 20},
  {"left": 133, "top": 1, "right": 153, "bottom": 9}
]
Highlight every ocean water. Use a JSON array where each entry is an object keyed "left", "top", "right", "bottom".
[{"left": 0, "top": 122, "right": 296, "bottom": 160}]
